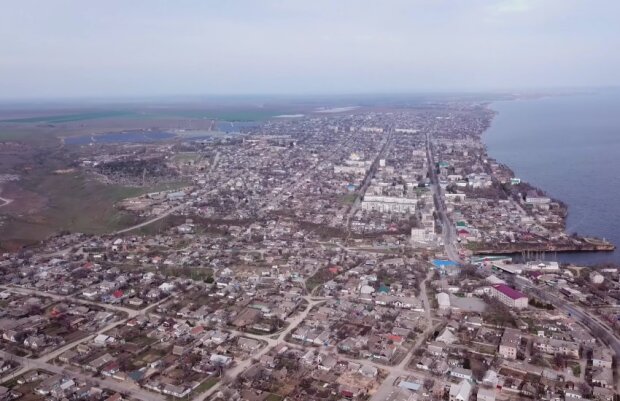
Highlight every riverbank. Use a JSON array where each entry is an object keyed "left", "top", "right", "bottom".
[{"left": 469, "top": 238, "right": 615, "bottom": 256}]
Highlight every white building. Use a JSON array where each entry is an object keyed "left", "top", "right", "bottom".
[
  {"left": 411, "top": 228, "right": 435, "bottom": 244},
  {"left": 488, "top": 284, "right": 528, "bottom": 309},
  {"left": 362, "top": 195, "right": 416, "bottom": 213},
  {"left": 590, "top": 272, "right": 605, "bottom": 284},
  {"left": 499, "top": 329, "right": 520, "bottom": 360},
  {"left": 592, "top": 348, "right": 613, "bottom": 368},
  {"left": 449, "top": 380, "right": 472, "bottom": 401}
]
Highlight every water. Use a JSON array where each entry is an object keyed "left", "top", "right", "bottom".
[
  {"left": 214, "top": 121, "right": 260, "bottom": 132},
  {"left": 484, "top": 90, "right": 620, "bottom": 266},
  {"left": 66, "top": 130, "right": 175, "bottom": 145}
]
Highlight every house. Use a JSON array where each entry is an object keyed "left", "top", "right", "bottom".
[
  {"left": 427, "top": 342, "right": 445, "bottom": 356},
  {"left": 359, "top": 364, "right": 378, "bottom": 378},
  {"left": 482, "top": 370, "right": 499, "bottom": 388},
  {"left": 238, "top": 337, "right": 262, "bottom": 353},
  {"left": 437, "top": 292, "right": 451, "bottom": 310},
  {"left": 260, "top": 355, "right": 276, "bottom": 369},
  {"left": 2, "top": 330, "right": 21, "bottom": 343},
  {"left": 59, "top": 350, "right": 77, "bottom": 364},
  {"left": 34, "top": 375, "right": 63, "bottom": 395},
  {"left": 592, "top": 386, "right": 614, "bottom": 401},
  {"left": 82, "top": 290, "right": 99, "bottom": 299},
  {"left": 436, "top": 328, "right": 458, "bottom": 345},
  {"left": 533, "top": 338, "right": 579, "bottom": 358},
  {"left": 172, "top": 345, "right": 189, "bottom": 356},
  {"left": 499, "top": 329, "right": 520, "bottom": 360},
  {"left": 94, "top": 334, "right": 114, "bottom": 346},
  {"left": 162, "top": 384, "right": 190, "bottom": 398},
  {"left": 209, "top": 354, "right": 232, "bottom": 367},
  {"left": 101, "top": 361, "right": 121, "bottom": 377},
  {"left": 398, "top": 380, "right": 421, "bottom": 392},
  {"left": 24, "top": 335, "right": 47, "bottom": 350},
  {"left": 591, "top": 368, "right": 614, "bottom": 389},
  {"left": 592, "top": 348, "right": 613, "bottom": 368},
  {"left": 317, "top": 354, "right": 337, "bottom": 371},
  {"left": 126, "top": 297, "right": 144, "bottom": 307},
  {"left": 564, "top": 389, "right": 583, "bottom": 399},
  {"left": 385, "top": 388, "right": 416, "bottom": 401},
  {"left": 525, "top": 191, "right": 551, "bottom": 206},
  {"left": 450, "top": 367, "right": 473, "bottom": 381},
  {"left": 449, "top": 380, "right": 472, "bottom": 401},
  {"left": 104, "top": 393, "right": 123, "bottom": 401},
  {"left": 416, "top": 357, "right": 433, "bottom": 371},
  {"left": 340, "top": 385, "right": 362, "bottom": 399},
  {"left": 158, "top": 282, "right": 175, "bottom": 293},
  {"left": 477, "top": 387, "right": 496, "bottom": 401},
  {"left": 87, "top": 353, "right": 115, "bottom": 372}
]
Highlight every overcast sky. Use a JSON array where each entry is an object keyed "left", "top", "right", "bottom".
[{"left": 1, "top": 0, "right": 619, "bottom": 99}]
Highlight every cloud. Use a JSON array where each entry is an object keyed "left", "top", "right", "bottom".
[
  {"left": 0, "top": 0, "right": 618, "bottom": 98},
  {"left": 491, "top": 0, "right": 537, "bottom": 14}
]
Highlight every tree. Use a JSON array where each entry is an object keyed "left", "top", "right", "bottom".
[
  {"left": 423, "top": 378, "right": 434, "bottom": 390},
  {"left": 553, "top": 353, "right": 567, "bottom": 369}
]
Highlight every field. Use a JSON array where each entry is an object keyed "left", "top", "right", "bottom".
[
  {"left": 0, "top": 170, "right": 187, "bottom": 250},
  {"left": 0, "top": 111, "right": 137, "bottom": 124},
  {"left": 0, "top": 100, "right": 310, "bottom": 250}
]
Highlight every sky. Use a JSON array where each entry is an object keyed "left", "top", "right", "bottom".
[{"left": 1, "top": 0, "right": 619, "bottom": 99}]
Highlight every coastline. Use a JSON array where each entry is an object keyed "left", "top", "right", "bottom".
[{"left": 461, "top": 99, "right": 616, "bottom": 260}]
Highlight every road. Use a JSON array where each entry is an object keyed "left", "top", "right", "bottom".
[
  {"left": 0, "top": 291, "right": 170, "bottom": 401},
  {"left": 345, "top": 129, "right": 393, "bottom": 230},
  {"left": 196, "top": 297, "right": 327, "bottom": 401},
  {"left": 425, "top": 133, "right": 460, "bottom": 262},
  {"left": 40, "top": 201, "right": 188, "bottom": 258},
  {"left": 0, "top": 285, "right": 141, "bottom": 318},
  {"left": 113, "top": 203, "right": 186, "bottom": 235},
  {"left": 0, "top": 348, "right": 165, "bottom": 401},
  {"left": 522, "top": 282, "right": 620, "bottom": 390},
  {"left": 0, "top": 196, "right": 12, "bottom": 208},
  {"left": 208, "top": 152, "right": 220, "bottom": 174},
  {"left": 370, "top": 270, "right": 438, "bottom": 401}
]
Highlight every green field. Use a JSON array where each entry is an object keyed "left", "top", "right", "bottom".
[
  {"left": 150, "top": 108, "right": 285, "bottom": 121},
  {"left": 0, "top": 171, "right": 188, "bottom": 247},
  {"left": 0, "top": 111, "right": 137, "bottom": 124},
  {"left": 340, "top": 193, "right": 358, "bottom": 204}
]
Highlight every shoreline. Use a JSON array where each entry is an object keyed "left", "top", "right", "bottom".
[
  {"left": 470, "top": 239, "right": 615, "bottom": 256},
  {"left": 463, "top": 100, "right": 616, "bottom": 258}
]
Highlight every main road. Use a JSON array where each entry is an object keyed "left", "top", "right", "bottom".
[
  {"left": 520, "top": 281, "right": 620, "bottom": 390},
  {"left": 345, "top": 128, "right": 394, "bottom": 230},
  {"left": 425, "top": 133, "right": 460, "bottom": 262}
]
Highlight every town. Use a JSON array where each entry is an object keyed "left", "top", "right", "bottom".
[{"left": 0, "top": 102, "right": 618, "bottom": 401}]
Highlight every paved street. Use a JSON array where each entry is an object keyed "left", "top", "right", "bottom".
[
  {"left": 196, "top": 297, "right": 326, "bottom": 401},
  {"left": 426, "top": 132, "right": 460, "bottom": 262},
  {"left": 522, "top": 282, "right": 620, "bottom": 390},
  {"left": 370, "top": 270, "right": 438, "bottom": 401},
  {"left": 0, "top": 347, "right": 165, "bottom": 401},
  {"left": 0, "top": 287, "right": 169, "bottom": 400}
]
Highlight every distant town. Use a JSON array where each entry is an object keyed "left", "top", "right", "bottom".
[{"left": 0, "top": 101, "right": 618, "bottom": 401}]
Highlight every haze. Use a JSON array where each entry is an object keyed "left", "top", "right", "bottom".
[{"left": 2, "top": 0, "right": 619, "bottom": 99}]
